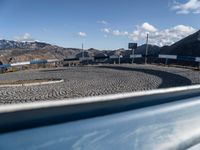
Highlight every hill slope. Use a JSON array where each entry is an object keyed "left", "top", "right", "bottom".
[{"left": 160, "top": 30, "right": 200, "bottom": 56}]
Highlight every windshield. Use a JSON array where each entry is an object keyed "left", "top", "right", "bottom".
[
  {"left": 0, "top": 1, "right": 200, "bottom": 149},
  {"left": 0, "top": 0, "right": 199, "bottom": 104}
]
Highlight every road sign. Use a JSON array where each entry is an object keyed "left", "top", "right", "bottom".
[
  {"left": 130, "top": 54, "right": 142, "bottom": 58},
  {"left": 110, "top": 55, "right": 118, "bottom": 59},
  {"left": 128, "top": 43, "right": 137, "bottom": 49}
]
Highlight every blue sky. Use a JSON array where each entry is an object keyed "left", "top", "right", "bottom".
[{"left": 0, "top": 0, "right": 199, "bottom": 49}]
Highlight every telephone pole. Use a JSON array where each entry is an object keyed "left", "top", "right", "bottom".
[
  {"left": 132, "top": 47, "right": 134, "bottom": 64},
  {"left": 145, "top": 34, "right": 149, "bottom": 64},
  {"left": 82, "top": 43, "right": 84, "bottom": 59}
]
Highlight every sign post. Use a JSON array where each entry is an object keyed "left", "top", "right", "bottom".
[{"left": 128, "top": 43, "right": 137, "bottom": 64}]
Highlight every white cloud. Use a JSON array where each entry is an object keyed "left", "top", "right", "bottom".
[
  {"left": 141, "top": 22, "right": 157, "bottom": 32},
  {"left": 112, "top": 30, "right": 129, "bottom": 36},
  {"left": 97, "top": 20, "right": 108, "bottom": 25},
  {"left": 101, "top": 22, "right": 197, "bottom": 46},
  {"left": 14, "top": 33, "right": 35, "bottom": 42},
  {"left": 171, "top": 0, "right": 200, "bottom": 14},
  {"left": 78, "top": 32, "right": 87, "bottom": 37},
  {"left": 130, "top": 23, "right": 197, "bottom": 46},
  {"left": 101, "top": 28, "right": 128, "bottom": 36},
  {"left": 101, "top": 28, "right": 110, "bottom": 33}
]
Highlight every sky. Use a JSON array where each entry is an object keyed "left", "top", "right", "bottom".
[{"left": 0, "top": 0, "right": 199, "bottom": 50}]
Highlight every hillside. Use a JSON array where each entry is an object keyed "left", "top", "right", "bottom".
[
  {"left": 0, "top": 39, "right": 161, "bottom": 64},
  {"left": 1, "top": 30, "right": 200, "bottom": 65},
  {"left": 0, "top": 40, "right": 82, "bottom": 63},
  {"left": 160, "top": 30, "right": 200, "bottom": 56},
  {"left": 135, "top": 44, "right": 160, "bottom": 55},
  {"left": 0, "top": 40, "right": 56, "bottom": 50}
]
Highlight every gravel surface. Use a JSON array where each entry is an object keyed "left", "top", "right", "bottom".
[{"left": 0, "top": 64, "right": 199, "bottom": 105}]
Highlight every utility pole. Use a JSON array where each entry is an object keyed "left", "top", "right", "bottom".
[
  {"left": 82, "top": 43, "right": 84, "bottom": 59},
  {"left": 145, "top": 34, "right": 149, "bottom": 64},
  {"left": 118, "top": 53, "right": 121, "bottom": 65},
  {"left": 132, "top": 47, "right": 134, "bottom": 64}
]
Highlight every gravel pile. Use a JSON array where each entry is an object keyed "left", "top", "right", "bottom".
[{"left": 0, "top": 64, "right": 199, "bottom": 104}]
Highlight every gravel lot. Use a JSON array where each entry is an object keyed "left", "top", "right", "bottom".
[{"left": 0, "top": 64, "right": 199, "bottom": 105}]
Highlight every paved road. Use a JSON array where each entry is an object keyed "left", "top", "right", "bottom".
[{"left": 0, "top": 64, "right": 199, "bottom": 104}]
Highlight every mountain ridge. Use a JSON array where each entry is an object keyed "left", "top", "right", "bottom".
[
  {"left": 1, "top": 29, "right": 200, "bottom": 64},
  {"left": 160, "top": 30, "right": 200, "bottom": 56}
]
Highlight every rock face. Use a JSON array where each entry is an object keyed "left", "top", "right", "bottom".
[{"left": 160, "top": 30, "right": 200, "bottom": 56}]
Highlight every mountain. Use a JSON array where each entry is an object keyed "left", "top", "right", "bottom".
[
  {"left": 0, "top": 40, "right": 56, "bottom": 50},
  {"left": 0, "top": 40, "right": 82, "bottom": 64},
  {"left": 135, "top": 44, "right": 160, "bottom": 55},
  {"left": 160, "top": 30, "right": 200, "bottom": 56},
  {"left": 3, "top": 30, "right": 200, "bottom": 65},
  {"left": 0, "top": 39, "right": 162, "bottom": 64}
]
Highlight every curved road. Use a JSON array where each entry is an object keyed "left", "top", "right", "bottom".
[{"left": 0, "top": 64, "right": 199, "bottom": 104}]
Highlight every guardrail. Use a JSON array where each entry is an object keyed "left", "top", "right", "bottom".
[
  {"left": 0, "top": 85, "right": 200, "bottom": 133},
  {"left": 0, "top": 54, "right": 199, "bottom": 69},
  {"left": 0, "top": 85, "right": 200, "bottom": 149},
  {"left": 0, "top": 59, "right": 61, "bottom": 68}
]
